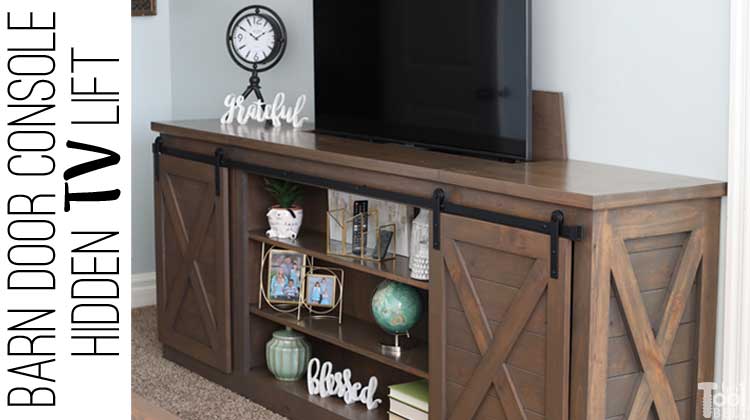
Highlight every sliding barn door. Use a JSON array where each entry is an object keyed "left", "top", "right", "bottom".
[
  {"left": 432, "top": 214, "right": 571, "bottom": 420},
  {"left": 154, "top": 154, "right": 232, "bottom": 373}
]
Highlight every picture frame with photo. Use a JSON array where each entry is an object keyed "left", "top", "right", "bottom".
[
  {"left": 257, "top": 244, "right": 344, "bottom": 323},
  {"left": 299, "top": 266, "right": 344, "bottom": 324},
  {"left": 305, "top": 274, "right": 337, "bottom": 308},
  {"left": 266, "top": 249, "right": 306, "bottom": 305}
]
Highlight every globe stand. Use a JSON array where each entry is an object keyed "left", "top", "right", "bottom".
[{"left": 380, "top": 331, "right": 410, "bottom": 357}]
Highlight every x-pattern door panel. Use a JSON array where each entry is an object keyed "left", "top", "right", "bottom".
[
  {"left": 434, "top": 214, "right": 571, "bottom": 420},
  {"left": 606, "top": 223, "right": 704, "bottom": 420},
  {"left": 155, "top": 154, "right": 231, "bottom": 373}
]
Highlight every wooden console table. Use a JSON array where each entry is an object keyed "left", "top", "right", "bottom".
[{"left": 151, "top": 119, "right": 726, "bottom": 420}]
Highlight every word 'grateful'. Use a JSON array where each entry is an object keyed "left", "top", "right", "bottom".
[{"left": 220, "top": 92, "right": 308, "bottom": 128}]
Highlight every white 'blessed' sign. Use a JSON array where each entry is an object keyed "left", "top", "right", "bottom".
[
  {"left": 220, "top": 92, "right": 309, "bottom": 128},
  {"left": 306, "top": 358, "right": 382, "bottom": 410}
]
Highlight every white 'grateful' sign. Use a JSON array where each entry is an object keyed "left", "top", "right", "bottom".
[
  {"left": 306, "top": 358, "right": 382, "bottom": 410},
  {"left": 220, "top": 92, "right": 308, "bottom": 128}
]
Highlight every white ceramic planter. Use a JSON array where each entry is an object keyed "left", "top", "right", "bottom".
[{"left": 266, "top": 206, "right": 303, "bottom": 240}]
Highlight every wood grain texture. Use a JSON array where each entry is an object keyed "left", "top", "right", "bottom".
[
  {"left": 164, "top": 346, "right": 389, "bottom": 420},
  {"left": 230, "top": 169, "right": 251, "bottom": 375},
  {"left": 624, "top": 230, "right": 703, "bottom": 420},
  {"left": 244, "top": 173, "right": 276, "bottom": 370},
  {"left": 546, "top": 228, "right": 572, "bottom": 420},
  {"left": 445, "top": 243, "right": 542, "bottom": 420},
  {"left": 610, "top": 238, "right": 680, "bottom": 419},
  {"left": 430, "top": 228, "right": 448, "bottom": 420},
  {"left": 607, "top": 324, "right": 695, "bottom": 378},
  {"left": 532, "top": 91, "right": 567, "bottom": 161},
  {"left": 151, "top": 121, "right": 725, "bottom": 210},
  {"left": 694, "top": 200, "right": 720, "bottom": 416},
  {"left": 249, "top": 306, "right": 428, "bottom": 379},
  {"left": 570, "top": 210, "right": 611, "bottom": 420},
  {"left": 150, "top": 122, "right": 725, "bottom": 420},
  {"left": 155, "top": 155, "right": 232, "bottom": 372},
  {"left": 248, "top": 229, "right": 427, "bottom": 289},
  {"left": 593, "top": 200, "right": 716, "bottom": 420},
  {"left": 606, "top": 362, "right": 695, "bottom": 418},
  {"left": 132, "top": 0, "right": 156, "bottom": 16},
  {"left": 436, "top": 214, "right": 571, "bottom": 420}
]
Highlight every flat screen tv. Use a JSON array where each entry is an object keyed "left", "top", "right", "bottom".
[{"left": 313, "top": 0, "right": 531, "bottom": 161}]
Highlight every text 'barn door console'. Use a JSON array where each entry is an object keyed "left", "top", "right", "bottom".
[{"left": 151, "top": 116, "right": 725, "bottom": 420}]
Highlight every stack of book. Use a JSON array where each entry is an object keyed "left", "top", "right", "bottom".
[{"left": 388, "top": 379, "right": 428, "bottom": 420}]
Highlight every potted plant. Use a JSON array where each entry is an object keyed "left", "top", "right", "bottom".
[{"left": 265, "top": 179, "right": 304, "bottom": 240}]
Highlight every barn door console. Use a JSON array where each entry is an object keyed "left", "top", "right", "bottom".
[
  {"left": 432, "top": 214, "right": 572, "bottom": 420},
  {"left": 154, "top": 154, "right": 232, "bottom": 373}
]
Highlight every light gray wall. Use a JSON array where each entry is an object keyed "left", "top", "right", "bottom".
[
  {"left": 137, "top": 1, "right": 730, "bottom": 272},
  {"left": 132, "top": 0, "right": 173, "bottom": 274},
  {"left": 169, "top": 0, "right": 314, "bottom": 120},
  {"left": 533, "top": 0, "right": 728, "bottom": 181},
  {"left": 530, "top": 1, "right": 730, "bottom": 378},
  {"left": 167, "top": 0, "right": 729, "bottom": 181}
]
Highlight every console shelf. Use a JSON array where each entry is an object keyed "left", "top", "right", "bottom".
[
  {"left": 250, "top": 306, "right": 429, "bottom": 379},
  {"left": 246, "top": 368, "right": 388, "bottom": 420},
  {"left": 248, "top": 229, "right": 429, "bottom": 290}
]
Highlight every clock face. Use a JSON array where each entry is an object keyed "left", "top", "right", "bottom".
[
  {"left": 226, "top": 5, "right": 286, "bottom": 73},
  {"left": 232, "top": 14, "right": 277, "bottom": 64}
]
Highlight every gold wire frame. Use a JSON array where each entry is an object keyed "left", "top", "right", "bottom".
[
  {"left": 298, "top": 266, "right": 344, "bottom": 324},
  {"left": 258, "top": 243, "right": 308, "bottom": 314},
  {"left": 258, "top": 245, "right": 342, "bottom": 324},
  {"left": 326, "top": 207, "right": 396, "bottom": 262}
]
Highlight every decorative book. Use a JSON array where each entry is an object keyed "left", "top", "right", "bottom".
[
  {"left": 388, "top": 379, "right": 428, "bottom": 412},
  {"left": 389, "top": 399, "right": 427, "bottom": 420}
]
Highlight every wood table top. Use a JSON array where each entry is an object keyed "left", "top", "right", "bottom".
[{"left": 152, "top": 119, "right": 726, "bottom": 210}]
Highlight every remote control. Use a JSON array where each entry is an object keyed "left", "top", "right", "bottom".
[{"left": 352, "top": 200, "right": 368, "bottom": 255}]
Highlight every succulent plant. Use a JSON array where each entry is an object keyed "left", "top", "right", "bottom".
[{"left": 264, "top": 178, "right": 303, "bottom": 209}]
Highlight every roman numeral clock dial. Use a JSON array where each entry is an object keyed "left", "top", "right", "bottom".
[{"left": 226, "top": 5, "right": 287, "bottom": 101}]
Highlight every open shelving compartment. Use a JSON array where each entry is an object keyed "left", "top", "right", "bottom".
[{"left": 244, "top": 177, "right": 429, "bottom": 420}]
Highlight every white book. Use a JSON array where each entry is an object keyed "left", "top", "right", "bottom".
[
  {"left": 390, "top": 398, "right": 428, "bottom": 420},
  {"left": 388, "top": 412, "right": 408, "bottom": 420}
]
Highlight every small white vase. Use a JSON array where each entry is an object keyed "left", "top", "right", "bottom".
[
  {"left": 409, "top": 209, "right": 430, "bottom": 281},
  {"left": 266, "top": 206, "right": 303, "bottom": 240}
]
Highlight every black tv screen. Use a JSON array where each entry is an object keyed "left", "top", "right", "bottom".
[{"left": 313, "top": 0, "right": 531, "bottom": 160}]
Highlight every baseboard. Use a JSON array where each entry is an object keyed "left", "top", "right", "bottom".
[{"left": 132, "top": 272, "right": 156, "bottom": 308}]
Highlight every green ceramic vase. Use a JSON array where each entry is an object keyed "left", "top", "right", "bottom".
[{"left": 266, "top": 327, "right": 311, "bottom": 381}]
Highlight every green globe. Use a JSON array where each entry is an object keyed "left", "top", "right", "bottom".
[{"left": 371, "top": 280, "right": 423, "bottom": 335}]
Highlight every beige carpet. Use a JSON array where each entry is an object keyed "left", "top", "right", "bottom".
[{"left": 132, "top": 306, "right": 289, "bottom": 420}]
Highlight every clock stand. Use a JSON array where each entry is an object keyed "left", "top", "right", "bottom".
[
  {"left": 149, "top": 92, "right": 725, "bottom": 420},
  {"left": 240, "top": 68, "right": 272, "bottom": 126},
  {"left": 241, "top": 69, "right": 265, "bottom": 102}
]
